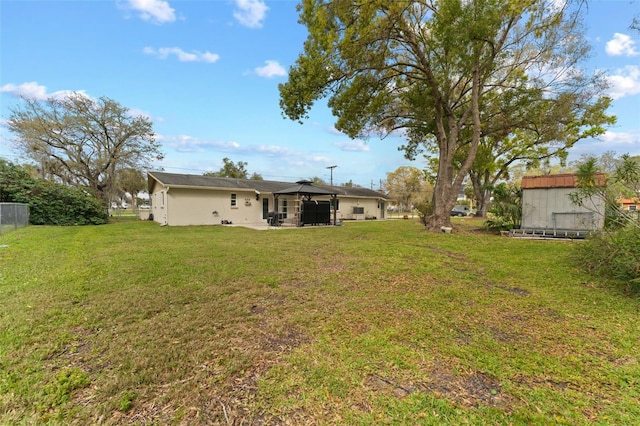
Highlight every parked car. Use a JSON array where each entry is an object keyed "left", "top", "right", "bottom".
[{"left": 450, "top": 205, "right": 473, "bottom": 217}]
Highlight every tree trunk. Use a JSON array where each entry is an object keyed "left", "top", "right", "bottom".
[
  {"left": 426, "top": 64, "right": 484, "bottom": 231},
  {"left": 470, "top": 171, "right": 491, "bottom": 218},
  {"left": 427, "top": 174, "right": 455, "bottom": 231}
]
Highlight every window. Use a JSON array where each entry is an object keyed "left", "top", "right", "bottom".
[
  {"left": 231, "top": 193, "right": 237, "bottom": 207},
  {"left": 630, "top": 205, "right": 637, "bottom": 211},
  {"left": 353, "top": 206, "right": 364, "bottom": 215},
  {"left": 330, "top": 198, "right": 339, "bottom": 211},
  {"left": 262, "top": 198, "right": 269, "bottom": 219},
  {"left": 282, "top": 199, "right": 288, "bottom": 218}
]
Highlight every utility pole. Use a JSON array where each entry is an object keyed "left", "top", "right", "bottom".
[
  {"left": 326, "top": 165, "right": 338, "bottom": 225},
  {"left": 326, "top": 165, "right": 337, "bottom": 186}
]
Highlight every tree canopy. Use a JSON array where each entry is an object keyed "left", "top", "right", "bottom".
[
  {"left": 7, "top": 93, "right": 163, "bottom": 204},
  {"left": 204, "top": 157, "right": 263, "bottom": 180},
  {"left": 116, "top": 168, "right": 147, "bottom": 209},
  {"left": 279, "top": 0, "right": 611, "bottom": 230},
  {"left": 384, "top": 166, "right": 431, "bottom": 212}
]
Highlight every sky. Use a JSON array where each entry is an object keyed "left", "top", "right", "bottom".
[{"left": 1, "top": 0, "right": 639, "bottom": 189}]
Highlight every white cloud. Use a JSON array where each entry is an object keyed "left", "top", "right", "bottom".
[
  {"left": 310, "top": 156, "right": 332, "bottom": 163},
  {"left": 125, "top": 0, "right": 176, "bottom": 24},
  {"left": 127, "top": 107, "right": 156, "bottom": 120},
  {"left": 0, "top": 81, "right": 48, "bottom": 99},
  {"left": 605, "top": 33, "right": 639, "bottom": 57},
  {"left": 255, "top": 146, "right": 333, "bottom": 170},
  {"left": 545, "top": 0, "right": 566, "bottom": 14},
  {"left": 600, "top": 130, "right": 640, "bottom": 147},
  {"left": 161, "top": 135, "right": 241, "bottom": 153},
  {"left": 0, "top": 82, "right": 86, "bottom": 101},
  {"left": 143, "top": 47, "right": 220, "bottom": 63},
  {"left": 254, "top": 60, "right": 286, "bottom": 78},
  {"left": 233, "top": 0, "right": 268, "bottom": 28},
  {"left": 605, "top": 65, "right": 640, "bottom": 99},
  {"left": 256, "top": 145, "right": 295, "bottom": 156},
  {"left": 1, "top": 83, "right": 159, "bottom": 122},
  {"left": 570, "top": 130, "right": 640, "bottom": 159},
  {"left": 335, "top": 140, "right": 370, "bottom": 152}
]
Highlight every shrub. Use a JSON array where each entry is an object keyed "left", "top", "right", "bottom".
[
  {"left": 484, "top": 182, "right": 522, "bottom": 232},
  {"left": 414, "top": 200, "right": 433, "bottom": 226},
  {"left": 573, "top": 224, "right": 640, "bottom": 286},
  {"left": 0, "top": 160, "right": 108, "bottom": 225},
  {"left": 570, "top": 155, "right": 640, "bottom": 287}
]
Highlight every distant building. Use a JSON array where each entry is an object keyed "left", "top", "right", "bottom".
[{"left": 618, "top": 197, "right": 640, "bottom": 212}]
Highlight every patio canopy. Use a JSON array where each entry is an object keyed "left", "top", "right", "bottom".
[
  {"left": 273, "top": 180, "right": 338, "bottom": 197},
  {"left": 273, "top": 180, "right": 338, "bottom": 226}
]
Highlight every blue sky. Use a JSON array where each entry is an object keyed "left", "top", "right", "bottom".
[{"left": 1, "top": 0, "right": 639, "bottom": 188}]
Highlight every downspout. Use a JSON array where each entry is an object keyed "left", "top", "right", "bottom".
[{"left": 164, "top": 186, "right": 170, "bottom": 226}]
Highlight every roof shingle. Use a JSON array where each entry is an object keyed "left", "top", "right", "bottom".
[{"left": 148, "top": 171, "right": 389, "bottom": 199}]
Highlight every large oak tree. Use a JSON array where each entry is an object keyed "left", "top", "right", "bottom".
[
  {"left": 433, "top": 94, "right": 614, "bottom": 217},
  {"left": 279, "top": 0, "right": 610, "bottom": 229},
  {"left": 384, "top": 166, "right": 431, "bottom": 212},
  {"left": 7, "top": 93, "right": 163, "bottom": 203}
]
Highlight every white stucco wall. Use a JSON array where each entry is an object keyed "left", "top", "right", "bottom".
[
  {"left": 336, "top": 197, "right": 385, "bottom": 220},
  {"left": 151, "top": 186, "right": 268, "bottom": 226}
]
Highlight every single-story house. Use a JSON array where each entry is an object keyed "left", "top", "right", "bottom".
[
  {"left": 147, "top": 171, "right": 390, "bottom": 227},
  {"left": 519, "top": 173, "right": 606, "bottom": 236},
  {"left": 618, "top": 197, "right": 640, "bottom": 212}
]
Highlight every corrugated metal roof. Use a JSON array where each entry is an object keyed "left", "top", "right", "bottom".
[
  {"left": 148, "top": 171, "right": 390, "bottom": 199},
  {"left": 521, "top": 173, "right": 606, "bottom": 189}
]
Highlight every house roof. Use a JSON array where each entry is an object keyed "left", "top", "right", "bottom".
[
  {"left": 148, "top": 171, "right": 291, "bottom": 193},
  {"left": 148, "top": 171, "right": 390, "bottom": 199},
  {"left": 618, "top": 198, "right": 640, "bottom": 204},
  {"left": 521, "top": 173, "right": 606, "bottom": 189}
]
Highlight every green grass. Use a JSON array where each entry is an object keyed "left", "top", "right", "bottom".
[{"left": 1, "top": 220, "right": 639, "bottom": 424}]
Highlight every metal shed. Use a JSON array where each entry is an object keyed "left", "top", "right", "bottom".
[{"left": 517, "top": 174, "right": 606, "bottom": 238}]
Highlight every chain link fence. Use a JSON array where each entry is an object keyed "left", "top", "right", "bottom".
[{"left": 0, "top": 203, "right": 29, "bottom": 235}]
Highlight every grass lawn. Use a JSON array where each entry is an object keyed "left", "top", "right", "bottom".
[{"left": 1, "top": 219, "right": 639, "bottom": 424}]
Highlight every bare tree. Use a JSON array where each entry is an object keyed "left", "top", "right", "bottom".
[{"left": 8, "top": 93, "right": 163, "bottom": 203}]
